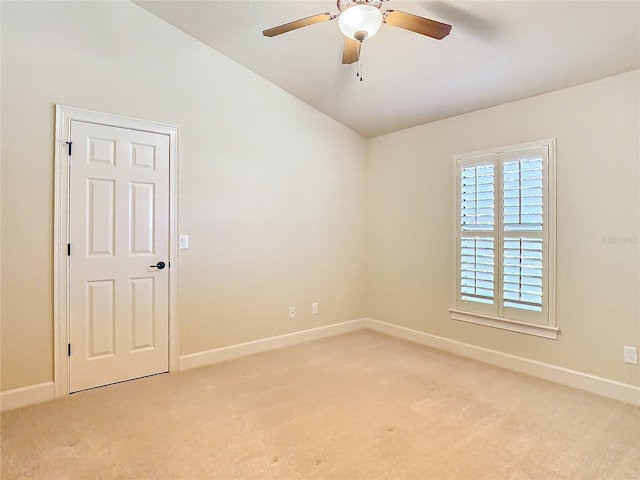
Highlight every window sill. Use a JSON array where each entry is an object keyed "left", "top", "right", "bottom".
[{"left": 449, "top": 309, "right": 559, "bottom": 340}]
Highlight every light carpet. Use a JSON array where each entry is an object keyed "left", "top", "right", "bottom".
[{"left": 1, "top": 330, "right": 639, "bottom": 479}]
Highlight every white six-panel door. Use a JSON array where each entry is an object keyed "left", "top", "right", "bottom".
[{"left": 68, "top": 120, "right": 169, "bottom": 392}]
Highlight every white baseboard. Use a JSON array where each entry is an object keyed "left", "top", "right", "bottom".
[
  {"left": 0, "top": 382, "right": 55, "bottom": 412},
  {"left": 363, "top": 318, "right": 640, "bottom": 406},
  {"left": 180, "top": 318, "right": 368, "bottom": 371},
  {"left": 5, "top": 318, "right": 637, "bottom": 410}
]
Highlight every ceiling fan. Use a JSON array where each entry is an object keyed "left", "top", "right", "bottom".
[{"left": 263, "top": 0, "right": 452, "bottom": 65}]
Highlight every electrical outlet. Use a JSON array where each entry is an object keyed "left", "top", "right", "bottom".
[
  {"left": 311, "top": 302, "right": 318, "bottom": 315},
  {"left": 623, "top": 346, "right": 638, "bottom": 365},
  {"left": 289, "top": 306, "right": 296, "bottom": 319}
]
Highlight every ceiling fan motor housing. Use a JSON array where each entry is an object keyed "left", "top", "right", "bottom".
[{"left": 337, "top": 0, "right": 383, "bottom": 13}]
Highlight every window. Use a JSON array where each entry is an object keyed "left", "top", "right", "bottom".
[{"left": 449, "top": 140, "right": 557, "bottom": 339}]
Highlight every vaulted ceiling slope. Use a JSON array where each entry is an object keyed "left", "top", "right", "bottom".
[{"left": 135, "top": 1, "right": 640, "bottom": 138}]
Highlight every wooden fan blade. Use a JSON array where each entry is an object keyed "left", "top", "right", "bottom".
[
  {"left": 342, "top": 38, "right": 361, "bottom": 64},
  {"left": 263, "top": 12, "right": 336, "bottom": 37},
  {"left": 383, "top": 10, "right": 452, "bottom": 39}
]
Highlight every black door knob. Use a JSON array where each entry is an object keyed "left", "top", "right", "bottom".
[{"left": 151, "top": 261, "right": 166, "bottom": 270}]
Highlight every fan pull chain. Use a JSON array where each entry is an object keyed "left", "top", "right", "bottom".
[{"left": 357, "top": 41, "right": 364, "bottom": 82}]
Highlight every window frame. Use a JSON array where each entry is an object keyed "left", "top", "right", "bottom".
[{"left": 449, "top": 139, "right": 558, "bottom": 340}]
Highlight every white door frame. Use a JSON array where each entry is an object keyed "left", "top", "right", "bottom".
[{"left": 53, "top": 105, "right": 179, "bottom": 398}]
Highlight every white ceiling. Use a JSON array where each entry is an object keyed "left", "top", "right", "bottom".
[{"left": 135, "top": 1, "right": 640, "bottom": 138}]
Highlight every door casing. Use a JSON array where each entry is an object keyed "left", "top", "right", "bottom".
[{"left": 54, "top": 105, "right": 179, "bottom": 397}]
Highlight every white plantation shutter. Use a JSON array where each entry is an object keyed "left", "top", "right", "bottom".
[
  {"left": 454, "top": 141, "right": 555, "bottom": 333},
  {"left": 503, "top": 157, "right": 544, "bottom": 232},
  {"left": 461, "top": 164, "right": 494, "bottom": 232},
  {"left": 503, "top": 237, "right": 543, "bottom": 311},
  {"left": 458, "top": 158, "right": 497, "bottom": 314},
  {"left": 461, "top": 237, "right": 494, "bottom": 304},
  {"left": 501, "top": 148, "right": 547, "bottom": 320}
]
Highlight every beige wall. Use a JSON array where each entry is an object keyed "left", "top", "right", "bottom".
[
  {"left": 0, "top": 1, "right": 367, "bottom": 390},
  {"left": 367, "top": 70, "right": 640, "bottom": 386}
]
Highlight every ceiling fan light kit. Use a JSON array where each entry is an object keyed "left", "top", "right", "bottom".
[
  {"left": 262, "top": 0, "right": 452, "bottom": 74},
  {"left": 337, "top": 3, "right": 383, "bottom": 41}
]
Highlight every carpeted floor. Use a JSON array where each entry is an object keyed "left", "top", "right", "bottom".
[{"left": 1, "top": 330, "right": 639, "bottom": 479}]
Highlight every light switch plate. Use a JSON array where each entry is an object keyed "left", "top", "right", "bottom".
[
  {"left": 623, "top": 346, "right": 638, "bottom": 365},
  {"left": 179, "top": 235, "right": 189, "bottom": 250}
]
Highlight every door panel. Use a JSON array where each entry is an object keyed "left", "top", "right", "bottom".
[
  {"left": 130, "top": 277, "right": 155, "bottom": 350},
  {"left": 87, "top": 280, "right": 116, "bottom": 358},
  {"left": 87, "top": 179, "right": 115, "bottom": 256},
  {"left": 130, "top": 182, "right": 155, "bottom": 254},
  {"left": 69, "top": 120, "right": 169, "bottom": 393}
]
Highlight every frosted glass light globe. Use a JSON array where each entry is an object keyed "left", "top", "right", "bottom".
[{"left": 338, "top": 5, "right": 383, "bottom": 41}]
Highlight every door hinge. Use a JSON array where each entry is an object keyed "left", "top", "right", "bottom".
[
  {"left": 65, "top": 141, "right": 72, "bottom": 156},
  {"left": 67, "top": 243, "right": 71, "bottom": 256},
  {"left": 68, "top": 343, "right": 71, "bottom": 357}
]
